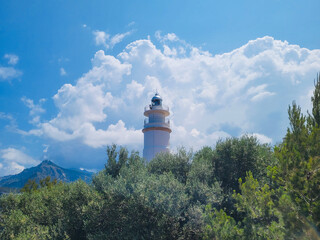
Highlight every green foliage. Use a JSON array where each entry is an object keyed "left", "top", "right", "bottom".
[
  {"left": 203, "top": 172, "right": 315, "bottom": 239},
  {"left": 90, "top": 154, "right": 195, "bottom": 239},
  {"left": 272, "top": 74, "right": 320, "bottom": 230},
  {"left": 20, "top": 179, "right": 38, "bottom": 193},
  {"left": 186, "top": 148, "right": 222, "bottom": 207},
  {"left": 233, "top": 172, "right": 286, "bottom": 239},
  {"left": 104, "top": 144, "right": 143, "bottom": 179},
  {"left": 20, "top": 176, "right": 59, "bottom": 193},
  {"left": 213, "top": 136, "right": 276, "bottom": 194},
  {"left": 0, "top": 180, "right": 96, "bottom": 239},
  {"left": 0, "top": 141, "right": 288, "bottom": 239},
  {"left": 105, "top": 144, "right": 127, "bottom": 177},
  {"left": 203, "top": 172, "right": 286, "bottom": 240},
  {"left": 308, "top": 73, "right": 320, "bottom": 128},
  {"left": 203, "top": 206, "right": 243, "bottom": 240},
  {"left": 40, "top": 176, "right": 58, "bottom": 188},
  {"left": 148, "top": 147, "right": 192, "bottom": 183},
  {"left": 189, "top": 146, "right": 215, "bottom": 185}
]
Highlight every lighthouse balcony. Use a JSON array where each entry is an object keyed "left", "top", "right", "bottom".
[
  {"left": 144, "top": 104, "right": 169, "bottom": 112},
  {"left": 144, "top": 118, "right": 170, "bottom": 129},
  {"left": 144, "top": 105, "right": 170, "bottom": 117}
]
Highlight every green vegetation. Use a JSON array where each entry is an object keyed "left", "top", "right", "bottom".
[{"left": 1, "top": 74, "right": 320, "bottom": 239}]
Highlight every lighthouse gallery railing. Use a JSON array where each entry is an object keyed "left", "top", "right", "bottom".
[
  {"left": 144, "top": 105, "right": 169, "bottom": 112},
  {"left": 144, "top": 118, "right": 170, "bottom": 128}
]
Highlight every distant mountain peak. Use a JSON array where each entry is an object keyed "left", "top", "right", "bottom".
[
  {"left": 0, "top": 160, "right": 93, "bottom": 189},
  {"left": 41, "top": 159, "right": 54, "bottom": 164},
  {"left": 39, "top": 160, "right": 58, "bottom": 167}
]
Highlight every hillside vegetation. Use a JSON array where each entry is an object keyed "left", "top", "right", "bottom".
[{"left": 0, "top": 74, "right": 320, "bottom": 239}]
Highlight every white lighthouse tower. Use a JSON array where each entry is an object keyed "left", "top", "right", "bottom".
[{"left": 143, "top": 93, "right": 171, "bottom": 161}]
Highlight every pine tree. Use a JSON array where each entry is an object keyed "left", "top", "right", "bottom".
[{"left": 273, "top": 73, "right": 320, "bottom": 230}]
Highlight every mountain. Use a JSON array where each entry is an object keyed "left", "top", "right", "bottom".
[{"left": 0, "top": 160, "right": 93, "bottom": 189}]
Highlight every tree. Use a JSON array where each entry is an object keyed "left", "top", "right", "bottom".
[
  {"left": 203, "top": 172, "right": 308, "bottom": 239},
  {"left": 20, "top": 176, "right": 59, "bottom": 193},
  {"left": 189, "top": 146, "right": 215, "bottom": 185},
  {"left": 272, "top": 74, "right": 320, "bottom": 230},
  {"left": 90, "top": 150, "right": 194, "bottom": 239},
  {"left": 308, "top": 73, "right": 320, "bottom": 128},
  {"left": 203, "top": 206, "right": 243, "bottom": 240},
  {"left": 0, "top": 179, "right": 98, "bottom": 239},
  {"left": 104, "top": 144, "right": 126, "bottom": 177},
  {"left": 20, "top": 179, "right": 38, "bottom": 193},
  {"left": 104, "top": 144, "right": 143, "bottom": 178},
  {"left": 213, "top": 136, "right": 276, "bottom": 194},
  {"left": 233, "top": 172, "right": 286, "bottom": 240},
  {"left": 187, "top": 147, "right": 223, "bottom": 207},
  {"left": 148, "top": 147, "right": 192, "bottom": 184}
]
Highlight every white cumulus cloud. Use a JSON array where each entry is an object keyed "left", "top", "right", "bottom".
[
  {"left": 93, "top": 30, "right": 109, "bottom": 47},
  {"left": 26, "top": 50, "right": 139, "bottom": 148},
  {"left": 0, "top": 148, "right": 40, "bottom": 176},
  {"left": 23, "top": 34, "right": 320, "bottom": 158},
  {"left": 125, "top": 80, "right": 145, "bottom": 99}
]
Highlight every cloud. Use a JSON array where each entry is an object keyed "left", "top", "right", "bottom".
[
  {"left": 0, "top": 67, "right": 22, "bottom": 81},
  {"left": 245, "top": 133, "right": 272, "bottom": 144},
  {"left": 0, "top": 112, "right": 17, "bottom": 131},
  {"left": 247, "top": 84, "right": 276, "bottom": 102},
  {"left": 80, "top": 120, "right": 142, "bottom": 148},
  {"left": 128, "top": 21, "right": 135, "bottom": 27},
  {"left": 58, "top": 57, "right": 70, "bottom": 63},
  {"left": 125, "top": 80, "right": 145, "bottom": 99},
  {"left": 23, "top": 34, "right": 320, "bottom": 168},
  {"left": 0, "top": 112, "right": 29, "bottom": 135},
  {"left": 79, "top": 167, "right": 97, "bottom": 173},
  {"left": 0, "top": 148, "right": 40, "bottom": 176},
  {"left": 170, "top": 123, "right": 231, "bottom": 150},
  {"left": 0, "top": 112, "right": 14, "bottom": 122},
  {"left": 110, "top": 32, "right": 132, "bottom": 47},
  {"left": 93, "top": 30, "right": 132, "bottom": 50},
  {"left": 0, "top": 54, "right": 21, "bottom": 81},
  {"left": 43, "top": 144, "right": 49, "bottom": 153},
  {"left": 60, "top": 67, "right": 67, "bottom": 76},
  {"left": 163, "top": 45, "right": 177, "bottom": 57},
  {"left": 251, "top": 91, "right": 275, "bottom": 102},
  {"left": 155, "top": 32, "right": 179, "bottom": 42},
  {"left": 93, "top": 30, "right": 109, "bottom": 47},
  {"left": 26, "top": 50, "right": 138, "bottom": 148},
  {"left": 4, "top": 54, "right": 19, "bottom": 65},
  {"left": 21, "top": 97, "right": 46, "bottom": 125}
]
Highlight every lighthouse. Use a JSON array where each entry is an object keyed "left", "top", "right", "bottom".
[{"left": 143, "top": 93, "right": 171, "bottom": 161}]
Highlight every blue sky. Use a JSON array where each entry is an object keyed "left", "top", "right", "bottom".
[{"left": 0, "top": 0, "right": 320, "bottom": 176}]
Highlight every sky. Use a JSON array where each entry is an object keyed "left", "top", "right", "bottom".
[{"left": 0, "top": 0, "right": 320, "bottom": 176}]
